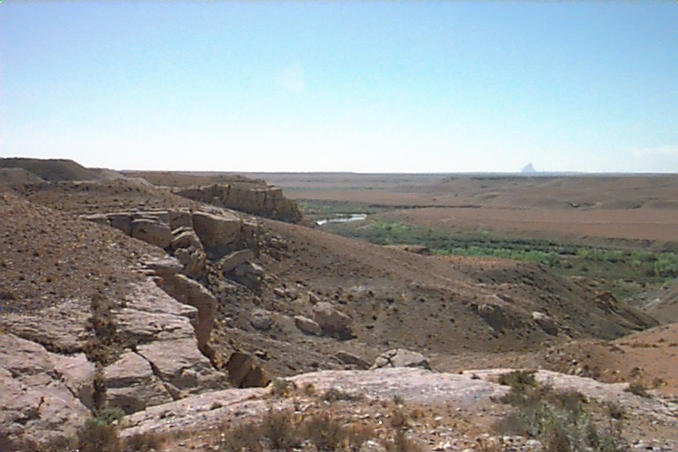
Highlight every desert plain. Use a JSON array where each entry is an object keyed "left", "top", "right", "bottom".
[{"left": 1, "top": 159, "right": 678, "bottom": 451}]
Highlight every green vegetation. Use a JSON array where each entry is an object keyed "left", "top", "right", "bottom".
[
  {"left": 320, "top": 217, "right": 678, "bottom": 300},
  {"left": 495, "top": 370, "right": 627, "bottom": 452},
  {"left": 68, "top": 406, "right": 162, "bottom": 452},
  {"left": 76, "top": 407, "right": 124, "bottom": 452},
  {"left": 298, "top": 199, "right": 388, "bottom": 222}
]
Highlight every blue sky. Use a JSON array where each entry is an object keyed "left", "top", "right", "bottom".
[{"left": 1, "top": 1, "right": 677, "bottom": 173}]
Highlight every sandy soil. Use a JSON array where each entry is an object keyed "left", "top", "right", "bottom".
[
  {"left": 0, "top": 192, "right": 162, "bottom": 313},
  {"left": 256, "top": 173, "right": 678, "bottom": 244},
  {"left": 3, "top": 162, "right": 678, "bottom": 445},
  {"left": 378, "top": 207, "right": 678, "bottom": 243}
]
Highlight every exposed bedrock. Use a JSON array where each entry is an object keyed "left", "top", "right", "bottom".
[{"left": 175, "top": 183, "right": 303, "bottom": 223}]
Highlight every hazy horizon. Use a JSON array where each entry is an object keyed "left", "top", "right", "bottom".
[{"left": 1, "top": 2, "right": 677, "bottom": 173}]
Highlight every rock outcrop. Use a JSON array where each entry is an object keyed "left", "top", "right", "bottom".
[
  {"left": 192, "top": 211, "right": 242, "bottom": 254},
  {"left": 371, "top": 348, "right": 431, "bottom": 370},
  {"left": 175, "top": 183, "right": 303, "bottom": 223},
  {"left": 103, "top": 351, "right": 173, "bottom": 414},
  {"left": 130, "top": 218, "right": 173, "bottom": 248},
  {"left": 154, "top": 272, "right": 217, "bottom": 350},
  {"left": 111, "top": 279, "right": 225, "bottom": 398},
  {"left": 81, "top": 208, "right": 259, "bottom": 262}
]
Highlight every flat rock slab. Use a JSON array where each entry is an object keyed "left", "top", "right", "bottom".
[
  {"left": 0, "top": 333, "right": 91, "bottom": 449},
  {"left": 290, "top": 368, "right": 506, "bottom": 406},
  {"left": 120, "top": 367, "right": 678, "bottom": 442},
  {"left": 465, "top": 369, "right": 678, "bottom": 422},
  {"left": 0, "top": 297, "right": 91, "bottom": 353},
  {"left": 136, "top": 338, "right": 225, "bottom": 398},
  {"left": 105, "top": 351, "right": 173, "bottom": 414},
  {"left": 121, "top": 387, "right": 268, "bottom": 439},
  {"left": 120, "top": 368, "right": 507, "bottom": 439}
]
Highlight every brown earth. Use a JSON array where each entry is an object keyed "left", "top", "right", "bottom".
[
  {"left": 258, "top": 172, "right": 678, "bottom": 245},
  {"left": 2, "top": 161, "right": 678, "bottom": 450},
  {"left": 0, "top": 192, "right": 162, "bottom": 314}
]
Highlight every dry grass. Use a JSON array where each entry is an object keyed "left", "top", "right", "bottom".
[
  {"left": 304, "top": 412, "right": 349, "bottom": 451},
  {"left": 625, "top": 382, "right": 652, "bottom": 398},
  {"left": 218, "top": 406, "right": 382, "bottom": 452},
  {"left": 494, "top": 371, "right": 628, "bottom": 452},
  {"left": 321, "top": 387, "right": 365, "bottom": 403}
]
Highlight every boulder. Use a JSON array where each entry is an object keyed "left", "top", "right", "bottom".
[
  {"left": 250, "top": 309, "right": 274, "bottom": 331},
  {"left": 372, "top": 348, "right": 430, "bottom": 370},
  {"left": 294, "top": 315, "right": 322, "bottom": 336},
  {"left": 532, "top": 311, "right": 559, "bottom": 336},
  {"left": 241, "top": 365, "right": 270, "bottom": 388},
  {"left": 312, "top": 302, "right": 353, "bottom": 338},
  {"left": 476, "top": 302, "right": 521, "bottom": 331},
  {"left": 230, "top": 262, "right": 264, "bottom": 291},
  {"left": 225, "top": 352, "right": 270, "bottom": 388},
  {"left": 131, "top": 218, "right": 173, "bottom": 248},
  {"left": 334, "top": 351, "right": 370, "bottom": 370},
  {"left": 104, "top": 351, "right": 174, "bottom": 414},
  {"left": 191, "top": 211, "right": 241, "bottom": 253}
]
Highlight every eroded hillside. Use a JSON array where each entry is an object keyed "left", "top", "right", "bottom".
[{"left": 0, "top": 161, "right": 675, "bottom": 451}]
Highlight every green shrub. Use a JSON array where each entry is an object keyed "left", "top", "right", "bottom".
[{"left": 76, "top": 418, "right": 120, "bottom": 452}]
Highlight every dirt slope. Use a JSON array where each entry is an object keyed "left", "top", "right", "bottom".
[
  {"left": 205, "top": 217, "right": 656, "bottom": 377},
  {"left": 123, "top": 170, "right": 265, "bottom": 188},
  {"left": 1, "top": 165, "right": 657, "bottom": 380},
  {"left": 0, "top": 192, "right": 161, "bottom": 313},
  {"left": 0, "top": 157, "right": 115, "bottom": 182}
]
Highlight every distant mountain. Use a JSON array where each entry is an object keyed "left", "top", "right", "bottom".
[{"left": 521, "top": 163, "right": 536, "bottom": 173}]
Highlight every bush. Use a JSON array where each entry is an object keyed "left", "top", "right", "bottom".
[
  {"left": 75, "top": 407, "right": 126, "bottom": 452},
  {"left": 261, "top": 408, "right": 300, "bottom": 451},
  {"left": 321, "top": 387, "right": 364, "bottom": 403},
  {"left": 304, "top": 412, "right": 348, "bottom": 451},
  {"left": 219, "top": 421, "right": 264, "bottom": 452},
  {"left": 495, "top": 371, "right": 627, "bottom": 452},
  {"left": 625, "top": 382, "right": 652, "bottom": 398},
  {"left": 122, "top": 432, "right": 164, "bottom": 452},
  {"left": 77, "top": 418, "right": 120, "bottom": 452}
]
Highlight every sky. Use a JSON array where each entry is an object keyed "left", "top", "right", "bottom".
[{"left": 1, "top": 1, "right": 677, "bottom": 173}]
